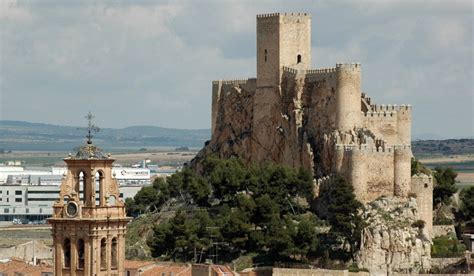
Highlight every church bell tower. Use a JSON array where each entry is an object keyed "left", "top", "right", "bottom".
[{"left": 48, "top": 113, "right": 131, "bottom": 276}]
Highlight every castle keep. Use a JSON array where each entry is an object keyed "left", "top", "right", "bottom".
[{"left": 201, "top": 13, "right": 432, "bottom": 233}]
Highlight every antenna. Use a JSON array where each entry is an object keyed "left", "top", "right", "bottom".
[
  {"left": 78, "top": 112, "right": 100, "bottom": 144},
  {"left": 206, "top": 226, "right": 227, "bottom": 264}
]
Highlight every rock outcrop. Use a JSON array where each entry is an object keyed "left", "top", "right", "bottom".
[{"left": 356, "top": 196, "right": 431, "bottom": 274}]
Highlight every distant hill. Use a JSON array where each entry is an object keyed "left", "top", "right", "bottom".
[
  {"left": 1, "top": 120, "right": 472, "bottom": 154},
  {"left": 0, "top": 120, "right": 211, "bottom": 151},
  {"left": 412, "top": 139, "right": 474, "bottom": 156}
]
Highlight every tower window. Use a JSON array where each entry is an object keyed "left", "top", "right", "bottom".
[
  {"left": 297, "top": 54, "right": 302, "bottom": 63},
  {"left": 79, "top": 171, "right": 86, "bottom": 205},
  {"left": 77, "top": 239, "right": 85, "bottom": 269},
  {"left": 111, "top": 237, "right": 118, "bottom": 269},
  {"left": 100, "top": 238, "right": 107, "bottom": 270},
  {"left": 264, "top": 49, "right": 267, "bottom": 62},
  {"left": 63, "top": 238, "right": 71, "bottom": 268}
]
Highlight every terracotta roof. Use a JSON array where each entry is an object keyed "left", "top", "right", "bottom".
[
  {"left": 124, "top": 259, "right": 156, "bottom": 270},
  {"left": 141, "top": 264, "right": 191, "bottom": 276},
  {"left": 211, "top": 265, "right": 235, "bottom": 275},
  {"left": 0, "top": 258, "right": 53, "bottom": 276}
]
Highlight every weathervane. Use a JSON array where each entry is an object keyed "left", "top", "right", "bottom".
[{"left": 82, "top": 112, "right": 100, "bottom": 144}]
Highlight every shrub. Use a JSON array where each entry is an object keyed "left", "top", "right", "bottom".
[
  {"left": 412, "top": 219, "right": 425, "bottom": 229},
  {"left": 431, "top": 235, "right": 466, "bottom": 258},
  {"left": 434, "top": 218, "right": 454, "bottom": 225}
]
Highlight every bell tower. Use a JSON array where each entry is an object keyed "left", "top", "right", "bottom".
[{"left": 48, "top": 113, "right": 130, "bottom": 276}]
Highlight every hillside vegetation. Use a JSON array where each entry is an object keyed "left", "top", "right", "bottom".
[{"left": 125, "top": 156, "right": 364, "bottom": 266}]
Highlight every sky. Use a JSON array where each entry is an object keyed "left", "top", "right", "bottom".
[{"left": 0, "top": 0, "right": 473, "bottom": 139}]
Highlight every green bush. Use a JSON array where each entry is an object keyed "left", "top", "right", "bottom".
[
  {"left": 431, "top": 235, "right": 466, "bottom": 258},
  {"left": 434, "top": 218, "right": 454, "bottom": 225},
  {"left": 412, "top": 219, "right": 425, "bottom": 229},
  {"left": 348, "top": 264, "right": 369, "bottom": 272}
]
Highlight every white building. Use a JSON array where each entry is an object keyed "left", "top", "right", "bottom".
[{"left": 0, "top": 165, "right": 150, "bottom": 222}]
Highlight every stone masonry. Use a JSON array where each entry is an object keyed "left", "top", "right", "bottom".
[{"left": 196, "top": 12, "right": 433, "bottom": 237}]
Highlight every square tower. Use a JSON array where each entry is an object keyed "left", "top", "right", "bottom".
[
  {"left": 48, "top": 142, "right": 130, "bottom": 276},
  {"left": 256, "top": 13, "right": 311, "bottom": 88}
]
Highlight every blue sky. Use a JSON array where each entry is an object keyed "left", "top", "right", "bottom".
[{"left": 0, "top": 0, "right": 472, "bottom": 138}]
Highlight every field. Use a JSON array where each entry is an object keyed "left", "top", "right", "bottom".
[
  {"left": 0, "top": 149, "right": 199, "bottom": 167},
  {"left": 417, "top": 154, "right": 474, "bottom": 188},
  {"left": 0, "top": 224, "right": 52, "bottom": 247}
]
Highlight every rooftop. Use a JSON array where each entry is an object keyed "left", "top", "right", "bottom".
[
  {"left": 66, "top": 143, "right": 111, "bottom": 160},
  {"left": 0, "top": 258, "right": 52, "bottom": 275}
]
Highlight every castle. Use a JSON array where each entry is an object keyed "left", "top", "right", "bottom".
[{"left": 199, "top": 13, "right": 433, "bottom": 234}]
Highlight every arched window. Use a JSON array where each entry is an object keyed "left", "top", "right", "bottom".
[
  {"left": 77, "top": 239, "right": 85, "bottom": 269},
  {"left": 95, "top": 171, "right": 104, "bottom": 206},
  {"left": 100, "top": 238, "right": 107, "bottom": 270},
  {"left": 264, "top": 49, "right": 268, "bottom": 62},
  {"left": 108, "top": 195, "right": 117, "bottom": 207},
  {"left": 63, "top": 238, "right": 71, "bottom": 268},
  {"left": 78, "top": 171, "right": 86, "bottom": 204},
  {"left": 111, "top": 238, "right": 118, "bottom": 269},
  {"left": 297, "top": 54, "right": 302, "bottom": 63}
]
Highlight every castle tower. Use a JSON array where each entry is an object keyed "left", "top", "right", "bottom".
[
  {"left": 394, "top": 145, "right": 412, "bottom": 197},
  {"left": 48, "top": 115, "right": 130, "bottom": 276},
  {"left": 335, "top": 63, "right": 362, "bottom": 131},
  {"left": 256, "top": 13, "right": 311, "bottom": 88}
]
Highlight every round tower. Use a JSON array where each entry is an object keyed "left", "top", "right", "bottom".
[
  {"left": 394, "top": 145, "right": 412, "bottom": 197},
  {"left": 349, "top": 146, "right": 367, "bottom": 203},
  {"left": 396, "top": 104, "right": 412, "bottom": 145},
  {"left": 335, "top": 63, "right": 362, "bottom": 131}
]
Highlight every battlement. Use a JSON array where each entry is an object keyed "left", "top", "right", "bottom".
[
  {"left": 371, "top": 104, "right": 412, "bottom": 112},
  {"left": 300, "top": 63, "right": 360, "bottom": 76},
  {"left": 305, "top": 67, "right": 338, "bottom": 74},
  {"left": 256, "top": 12, "right": 310, "bottom": 19},
  {"left": 335, "top": 143, "right": 411, "bottom": 153},
  {"left": 335, "top": 143, "right": 391, "bottom": 153},
  {"left": 282, "top": 66, "right": 298, "bottom": 75},
  {"left": 212, "top": 78, "right": 256, "bottom": 85},
  {"left": 336, "top": 62, "right": 361, "bottom": 69},
  {"left": 393, "top": 144, "right": 412, "bottom": 151},
  {"left": 412, "top": 173, "right": 433, "bottom": 181},
  {"left": 364, "top": 111, "right": 397, "bottom": 118}
]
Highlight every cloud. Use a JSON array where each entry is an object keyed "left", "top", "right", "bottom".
[
  {"left": 0, "top": 0, "right": 32, "bottom": 22},
  {"left": 0, "top": 0, "right": 472, "bottom": 138}
]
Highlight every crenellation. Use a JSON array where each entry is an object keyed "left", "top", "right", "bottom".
[
  {"left": 364, "top": 111, "right": 397, "bottom": 117},
  {"left": 212, "top": 78, "right": 255, "bottom": 85},
  {"left": 336, "top": 62, "right": 361, "bottom": 69},
  {"left": 305, "top": 67, "right": 338, "bottom": 74},
  {"left": 282, "top": 66, "right": 298, "bottom": 74},
  {"left": 256, "top": 13, "right": 280, "bottom": 18}
]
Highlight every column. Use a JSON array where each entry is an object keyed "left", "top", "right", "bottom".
[{"left": 70, "top": 234, "right": 77, "bottom": 276}]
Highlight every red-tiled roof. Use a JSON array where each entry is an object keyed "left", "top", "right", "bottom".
[
  {"left": 141, "top": 264, "right": 191, "bottom": 276},
  {"left": 0, "top": 258, "right": 53, "bottom": 276},
  {"left": 124, "top": 259, "right": 156, "bottom": 269}
]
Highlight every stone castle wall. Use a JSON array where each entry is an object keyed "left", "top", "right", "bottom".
[{"left": 411, "top": 173, "right": 434, "bottom": 236}]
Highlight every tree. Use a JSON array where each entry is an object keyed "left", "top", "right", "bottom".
[
  {"left": 411, "top": 158, "right": 431, "bottom": 176},
  {"left": 433, "top": 167, "right": 457, "bottom": 208},
  {"left": 317, "top": 176, "right": 364, "bottom": 261},
  {"left": 144, "top": 156, "right": 319, "bottom": 263},
  {"left": 459, "top": 187, "right": 474, "bottom": 223},
  {"left": 148, "top": 209, "right": 212, "bottom": 262}
]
